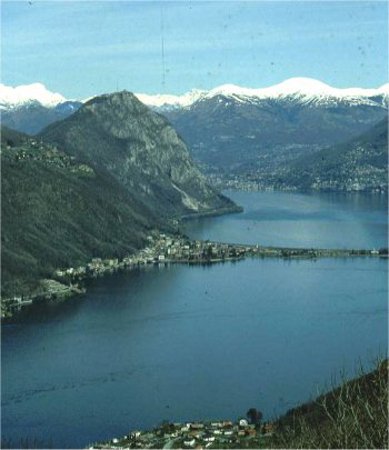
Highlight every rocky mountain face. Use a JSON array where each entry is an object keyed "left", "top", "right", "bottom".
[
  {"left": 40, "top": 91, "right": 237, "bottom": 218},
  {"left": 2, "top": 93, "right": 238, "bottom": 297}
]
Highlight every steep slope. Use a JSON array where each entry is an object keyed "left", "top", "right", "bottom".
[
  {"left": 2, "top": 93, "right": 238, "bottom": 297},
  {"left": 272, "top": 360, "right": 388, "bottom": 449},
  {"left": 270, "top": 118, "right": 388, "bottom": 191},
  {"left": 40, "top": 91, "right": 237, "bottom": 217},
  {"left": 1, "top": 127, "right": 161, "bottom": 297}
]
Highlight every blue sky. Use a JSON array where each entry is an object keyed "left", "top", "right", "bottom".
[{"left": 1, "top": 1, "right": 388, "bottom": 98}]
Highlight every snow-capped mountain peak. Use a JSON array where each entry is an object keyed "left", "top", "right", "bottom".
[
  {"left": 1, "top": 78, "right": 387, "bottom": 113},
  {"left": 135, "top": 89, "right": 206, "bottom": 110},
  {"left": 377, "top": 83, "right": 389, "bottom": 95},
  {"left": 266, "top": 77, "right": 389, "bottom": 99},
  {"left": 0, "top": 82, "right": 66, "bottom": 109},
  {"left": 241, "top": 77, "right": 389, "bottom": 105},
  {"left": 136, "top": 77, "right": 389, "bottom": 110},
  {"left": 259, "top": 77, "right": 334, "bottom": 97}
]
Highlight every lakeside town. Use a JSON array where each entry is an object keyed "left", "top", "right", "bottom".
[
  {"left": 1, "top": 232, "right": 387, "bottom": 319},
  {"left": 208, "top": 172, "right": 388, "bottom": 194},
  {"left": 89, "top": 418, "right": 275, "bottom": 449}
]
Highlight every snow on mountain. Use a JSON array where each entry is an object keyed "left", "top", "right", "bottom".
[
  {"left": 135, "top": 89, "right": 206, "bottom": 110},
  {"left": 229, "top": 77, "right": 389, "bottom": 99},
  {"left": 136, "top": 77, "right": 389, "bottom": 110},
  {"left": 1, "top": 78, "right": 388, "bottom": 112},
  {"left": 0, "top": 83, "right": 66, "bottom": 109}
]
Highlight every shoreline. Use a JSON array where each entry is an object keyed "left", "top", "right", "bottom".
[
  {"left": 2, "top": 232, "right": 387, "bottom": 322},
  {"left": 88, "top": 360, "right": 387, "bottom": 450},
  {"left": 180, "top": 204, "right": 244, "bottom": 221}
]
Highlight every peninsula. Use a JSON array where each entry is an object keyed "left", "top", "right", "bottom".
[{"left": 2, "top": 232, "right": 387, "bottom": 319}]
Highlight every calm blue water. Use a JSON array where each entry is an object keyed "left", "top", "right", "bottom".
[
  {"left": 2, "top": 192, "right": 388, "bottom": 449},
  {"left": 183, "top": 191, "right": 388, "bottom": 248}
]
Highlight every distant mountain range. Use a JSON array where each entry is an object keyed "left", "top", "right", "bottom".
[
  {"left": 1, "top": 92, "right": 237, "bottom": 298},
  {"left": 2, "top": 77, "right": 388, "bottom": 135},
  {"left": 0, "top": 83, "right": 82, "bottom": 134},
  {"left": 155, "top": 78, "right": 388, "bottom": 174},
  {"left": 1, "top": 78, "right": 388, "bottom": 189},
  {"left": 137, "top": 77, "right": 389, "bottom": 111},
  {"left": 1, "top": 100, "right": 82, "bottom": 135}
]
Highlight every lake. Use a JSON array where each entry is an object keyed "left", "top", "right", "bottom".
[
  {"left": 183, "top": 191, "right": 388, "bottom": 249},
  {"left": 1, "top": 191, "right": 388, "bottom": 448}
]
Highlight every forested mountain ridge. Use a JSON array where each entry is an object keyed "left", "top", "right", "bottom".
[
  {"left": 40, "top": 91, "right": 237, "bottom": 218},
  {"left": 1, "top": 126, "right": 162, "bottom": 297},
  {"left": 1, "top": 92, "right": 238, "bottom": 298}
]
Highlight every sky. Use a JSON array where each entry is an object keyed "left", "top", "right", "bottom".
[{"left": 1, "top": 1, "right": 388, "bottom": 99}]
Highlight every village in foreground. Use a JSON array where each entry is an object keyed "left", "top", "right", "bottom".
[{"left": 89, "top": 418, "right": 275, "bottom": 449}]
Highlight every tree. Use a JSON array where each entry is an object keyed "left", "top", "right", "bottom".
[
  {"left": 247, "top": 408, "right": 263, "bottom": 426},
  {"left": 206, "top": 245, "right": 213, "bottom": 261}
]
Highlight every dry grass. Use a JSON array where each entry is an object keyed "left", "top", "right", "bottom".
[{"left": 271, "top": 359, "right": 388, "bottom": 449}]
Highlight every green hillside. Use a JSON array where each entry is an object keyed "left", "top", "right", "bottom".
[{"left": 1, "top": 127, "right": 163, "bottom": 297}]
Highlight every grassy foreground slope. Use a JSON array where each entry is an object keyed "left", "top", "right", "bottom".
[{"left": 270, "top": 359, "right": 388, "bottom": 449}]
